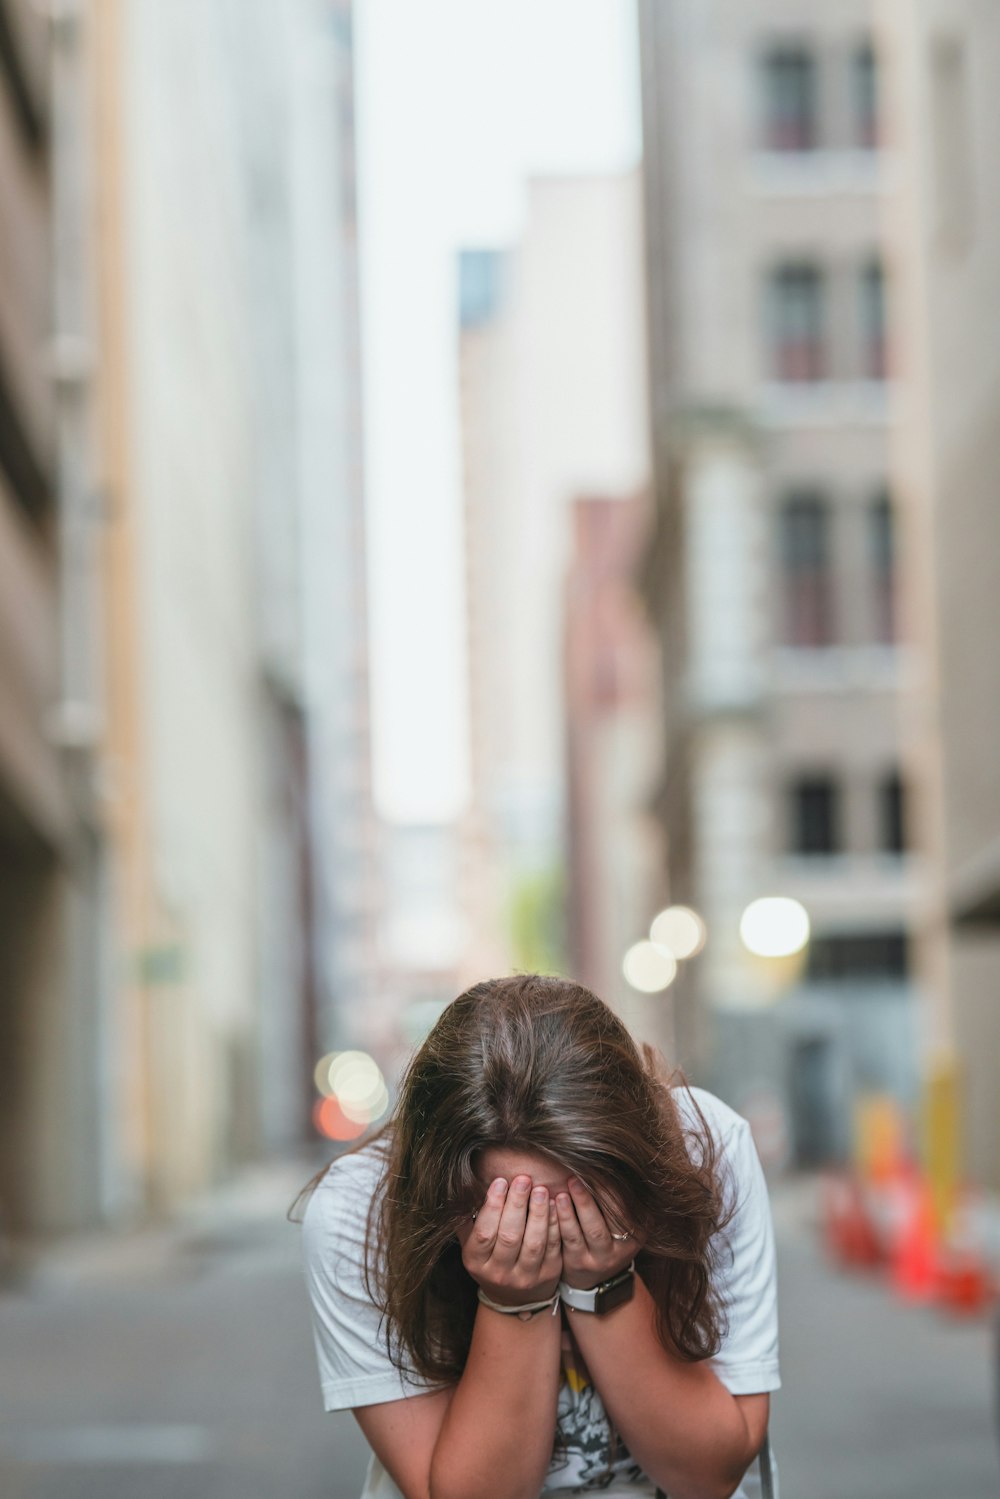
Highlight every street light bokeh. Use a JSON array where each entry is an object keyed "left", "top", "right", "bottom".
[
  {"left": 649, "top": 905, "right": 707, "bottom": 960},
  {"left": 623, "top": 939, "right": 678, "bottom": 993},
  {"left": 312, "top": 1050, "right": 390, "bottom": 1136},
  {"left": 739, "top": 897, "right": 811, "bottom": 959}
]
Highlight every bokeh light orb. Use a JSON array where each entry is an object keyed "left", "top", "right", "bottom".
[
  {"left": 340, "top": 1080, "right": 390, "bottom": 1125},
  {"left": 649, "top": 905, "right": 707, "bottom": 960},
  {"left": 313, "top": 1051, "right": 338, "bottom": 1097},
  {"left": 739, "top": 897, "right": 810, "bottom": 958},
  {"left": 623, "top": 939, "right": 678, "bottom": 993},
  {"left": 329, "top": 1051, "right": 383, "bottom": 1109},
  {"left": 311, "top": 1049, "right": 390, "bottom": 1134},
  {"left": 312, "top": 1095, "right": 367, "bottom": 1142}
]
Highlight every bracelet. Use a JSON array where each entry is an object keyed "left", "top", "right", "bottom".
[{"left": 476, "top": 1288, "right": 561, "bottom": 1322}]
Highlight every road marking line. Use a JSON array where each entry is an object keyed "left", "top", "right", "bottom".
[{"left": 0, "top": 1424, "right": 215, "bottom": 1464}]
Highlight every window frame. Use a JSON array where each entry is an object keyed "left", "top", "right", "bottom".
[
  {"left": 851, "top": 39, "right": 880, "bottom": 151},
  {"left": 868, "top": 490, "right": 896, "bottom": 644},
  {"left": 787, "top": 773, "right": 842, "bottom": 857},
  {"left": 767, "top": 262, "right": 827, "bottom": 383},
  {"left": 777, "top": 489, "right": 836, "bottom": 647},
  {"left": 760, "top": 43, "right": 819, "bottom": 152},
  {"left": 858, "top": 257, "right": 888, "bottom": 381}
]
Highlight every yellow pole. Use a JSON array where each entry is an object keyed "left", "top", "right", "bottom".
[{"left": 923, "top": 1052, "right": 961, "bottom": 1237}]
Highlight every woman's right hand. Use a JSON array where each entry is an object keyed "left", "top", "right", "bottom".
[{"left": 456, "top": 1174, "right": 563, "bottom": 1306}]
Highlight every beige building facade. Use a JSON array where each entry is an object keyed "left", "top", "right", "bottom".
[
  {"left": 877, "top": 0, "right": 1000, "bottom": 1188},
  {"left": 1, "top": 0, "right": 381, "bottom": 1239},
  {"left": 103, "top": 0, "right": 381, "bottom": 1203},
  {"left": 638, "top": 0, "right": 924, "bottom": 1158}
]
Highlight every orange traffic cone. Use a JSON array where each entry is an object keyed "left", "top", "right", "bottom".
[
  {"left": 890, "top": 1175, "right": 938, "bottom": 1301},
  {"left": 934, "top": 1189, "right": 997, "bottom": 1317},
  {"left": 872, "top": 1158, "right": 919, "bottom": 1262},
  {"left": 821, "top": 1171, "right": 882, "bottom": 1269},
  {"left": 841, "top": 1174, "right": 883, "bottom": 1268},
  {"left": 935, "top": 1247, "right": 995, "bottom": 1315}
]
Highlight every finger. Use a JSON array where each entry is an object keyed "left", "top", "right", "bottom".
[
  {"left": 516, "top": 1185, "right": 551, "bottom": 1267},
  {"left": 555, "top": 1190, "right": 586, "bottom": 1251},
  {"left": 567, "top": 1177, "right": 612, "bottom": 1247},
  {"left": 491, "top": 1174, "right": 532, "bottom": 1263},
  {"left": 462, "top": 1177, "right": 508, "bottom": 1260},
  {"left": 543, "top": 1199, "right": 562, "bottom": 1267}
]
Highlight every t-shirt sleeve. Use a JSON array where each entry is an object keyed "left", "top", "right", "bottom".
[
  {"left": 301, "top": 1154, "right": 442, "bottom": 1413},
  {"left": 708, "top": 1118, "right": 781, "bottom": 1396}
]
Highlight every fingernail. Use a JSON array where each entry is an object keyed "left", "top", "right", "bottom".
[
  {"left": 514, "top": 1176, "right": 531, "bottom": 1193},
  {"left": 531, "top": 1186, "right": 547, "bottom": 1204},
  {"left": 557, "top": 1192, "right": 571, "bottom": 1208},
  {"left": 491, "top": 1178, "right": 508, "bottom": 1196}
]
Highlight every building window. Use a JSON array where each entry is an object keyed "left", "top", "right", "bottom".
[
  {"left": 779, "top": 492, "right": 834, "bottom": 646},
  {"left": 869, "top": 491, "right": 896, "bottom": 643},
  {"left": 806, "top": 929, "right": 910, "bottom": 983},
  {"left": 768, "top": 263, "right": 826, "bottom": 381},
  {"left": 852, "top": 41, "right": 880, "bottom": 150},
  {"left": 761, "top": 46, "right": 818, "bottom": 151},
  {"left": 859, "top": 258, "right": 887, "bottom": 379},
  {"left": 879, "top": 771, "right": 906, "bottom": 855},
  {"left": 789, "top": 775, "right": 841, "bottom": 856}
]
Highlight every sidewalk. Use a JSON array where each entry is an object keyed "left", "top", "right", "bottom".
[
  {"left": 4, "top": 1149, "right": 330, "bottom": 1296},
  {"left": 0, "top": 1146, "right": 367, "bottom": 1499}
]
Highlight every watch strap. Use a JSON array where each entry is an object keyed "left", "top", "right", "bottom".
[{"left": 559, "top": 1260, "right": 635, "bottom": 1313}]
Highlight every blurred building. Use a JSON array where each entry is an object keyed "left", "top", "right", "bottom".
[
  {"left": 0, "top": 0, "right": 380, "bottom": 1238},
  {"left": 100, "top": 0, "right": 380, "bottom": 1208},
  {"left": 637, "top": 0, "right": 924, "bottom": 1160},
  {"left": 0, "top": 0, "right": 116, "bottom": 1238},
  {"left": 563, "top": 494, "right": 664, "bottom": 1039},
  {"left": 877, "top": 0, "right": 1000, "bottom": 1189},
  {"left": 457, "top": 173, "right": 652, "bottom": 997},
  {"left": 377, "top": 820, "right": 464, "bottom": 1075},
  {"left": 234, "top": 0, "right": 384, "bottom": 1099}
]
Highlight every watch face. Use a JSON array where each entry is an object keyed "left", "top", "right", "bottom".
[{"left": 594, "top": 1272, "right": 635, "bottom": 1315}]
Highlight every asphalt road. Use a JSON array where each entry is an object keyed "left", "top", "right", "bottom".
[
  {"left": 768, "top": 1184, "right": 999, "bottom": 1498},
  {"left": 0, "top": 1163, "right": 996, "bottom": 1498}
]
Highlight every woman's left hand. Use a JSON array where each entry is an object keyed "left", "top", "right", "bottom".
[{"left": 555, "top": 1178, "right": 641, "bottom": 1290}]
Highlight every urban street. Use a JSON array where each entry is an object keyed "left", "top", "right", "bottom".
[
  {"left": 0, "top": 1163, "right": 995, "bottom": 1499},
  {"left": 2, "top": 8, "right": 1000, "bottom": 1499}
]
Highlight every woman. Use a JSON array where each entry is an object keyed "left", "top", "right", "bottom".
[{"left": 297, "top": 974, "right": 780, "bottom": 1499}]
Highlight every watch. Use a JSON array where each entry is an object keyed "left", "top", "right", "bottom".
[{"left": 559, "top": 1261, "right": 635, "bottom": 1315}]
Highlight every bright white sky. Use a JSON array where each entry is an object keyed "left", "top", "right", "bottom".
[{"left": 354, "top": 0, "right": 642, "bottom": 823}]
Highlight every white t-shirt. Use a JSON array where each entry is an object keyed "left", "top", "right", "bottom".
[{"left": 302, "top": 1086, "right": 781, "bottom": 1499}]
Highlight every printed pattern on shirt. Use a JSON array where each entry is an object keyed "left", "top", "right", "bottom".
[{"left": 542, "top": 1336, "right": 650, "bottom": 1492}]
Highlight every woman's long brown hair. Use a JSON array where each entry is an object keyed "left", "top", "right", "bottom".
[{"left": 291, "top": 974, "right": 735, "bottom": 1385}]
